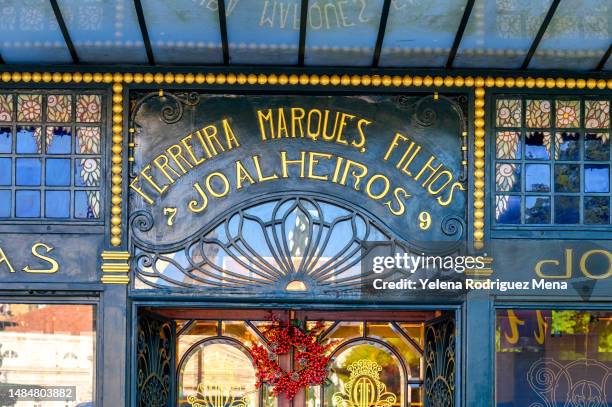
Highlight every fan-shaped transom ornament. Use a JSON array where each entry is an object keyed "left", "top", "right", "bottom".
[{"left": 133, "top": 195, "right": 404, "bottom": 292}]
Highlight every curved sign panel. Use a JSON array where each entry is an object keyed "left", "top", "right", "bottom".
[{"left": 129, "top": 93, "right": 467, "bottom": 252}]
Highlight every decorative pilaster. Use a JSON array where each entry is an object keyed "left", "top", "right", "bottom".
[
  {"left": 473, "top": 84, "right": 486, "bottom": 249},
  {"left": 111, "top": 81, "right": 124, "bottom": 246},
  {"left": 101, "top": 250, "right": 130, "bottom": 284}
]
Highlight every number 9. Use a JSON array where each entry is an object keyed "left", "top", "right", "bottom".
[{"left": 419, "top": 211, "right": 431, "bottom": 230}]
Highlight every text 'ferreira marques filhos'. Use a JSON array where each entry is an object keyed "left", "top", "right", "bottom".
[{"left": 129, "top": 107, "right": 465, "bottom": 216}]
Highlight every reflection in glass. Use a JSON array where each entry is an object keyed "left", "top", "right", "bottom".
[
  {"left": 75, "top": 191, "right": 100, "bottom": 219},
  {"left": 556, "top": 132, "right": 579, "bottom": 161},
  {"left": 46, "top": 126, "right": 72, "bottom": 154},
  {"left": 525, "top": 164, "right": 550, "bottom": 192},
  {"left": 585, "top": 164, "right": 610, "bottom": 193},
  {"left": 496, "top": 195, "right": 520, "bottom": 224},
  {"left": 555, "top": 195, "right": 580, "bottom": 224},
  {"left": 367, "top": 322, "right": 421, "bottom": 378},
  {"left": 45, "top": 190, "right": 70, "bottom": 218},
  {"left": 0, "top": 158, "right": 11, "bottom": 185},
  {"left": 16, "top": 126, "right": 42, "bottom": 154},
  {"left": 16, "top": 158, "right": 41, "bottom": 186},
  {"left": 0, "top": 127, "right": 12, "bottom": 153},
  {"left": 305, "top": 0, "right": 385, "bottom": 66},
  {"left": 0, "top": 304, "right": 96, "bottom": 405},
  {"left": 46, "top": 158, "right": 71, "bottom": 186},
  {"left": 525, "top": 132, "right": 550, "bottom": 159},
  {"left": 178, "top": 341, "right": 258, "bottom": 407},
  {"left": 554, "top": 164, "right": 580, "bottom": 193},
  {"left": 15, "top": 190, "right": 40, "bottom": 218},
  {"left": 496, "top": 163, "right": 521, "bottom": 192},
  {"left": 0, "top": 190, "right": 10, "bottom": 217},
  {"left": 496, "top": 310, "right": 612, "bottom": 406},
  {"left": 525, "top": 196, "right": 550, "bottom": 224},
  {"left": 584, "top": 196, "right": 610, "bottom": 224},
  {"left": 585, "top": 133, "right": 610, "bottom": 161}
]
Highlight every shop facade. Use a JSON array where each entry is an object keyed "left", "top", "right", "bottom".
[{"left": 0, "top": 1, "right": 611, "bottom": 407}]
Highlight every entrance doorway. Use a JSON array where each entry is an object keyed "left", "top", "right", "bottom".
[{"left": 135, "top": 308, "right": 456, "bottom": 407}]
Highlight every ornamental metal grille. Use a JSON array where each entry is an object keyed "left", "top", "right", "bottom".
[
  {"left": 493, "top": 95, "right": 612, "bottom": 226},
  {"left": 0, "top": 91, "right": 104, "bottom": 220}
]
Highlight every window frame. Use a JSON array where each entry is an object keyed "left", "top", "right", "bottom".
[{"left": 488, "top": 88, "right": 612, "bottom": 239}]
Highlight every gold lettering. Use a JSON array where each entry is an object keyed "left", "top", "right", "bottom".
[
  {"left": 153, "top": 154, "right": 181, "bottom": 184},
  {"left": 504, "top": 310, "right": 524, "bottom": 345},
  {"left": 129, "top": 176, "right": 154, "bottom": 205},
  {"left": 291, "top": 108, "right": 305, "bottom": 138},
  {"left": 307, "top": 109, "right": 322, "bottom": 140},
  {"left": 414, "top": 155, "right": 443, "bottom": 186},
  {"left": 257, "top": 109, "right": 274, "bottom": 141},
  {"left": 0, "top": 247, "right": 15, "bottom": 273},
  {"left": 580, "top": 249, "right": 612, "bottom": 279},
  {"left": 384, "top": 187, "right": 410, "bottom": 216},
  {"left": 188, "top": 182, "right": 209, "bottom": 213},
  {"left": 436, "top": 182, "right": 464, "bottom": 207},
  {"left": 339, "top": 159, "right": 368, "bottom": 190},
  {"left": 166, "top": 144, "right": 193, "bottom": 174},
  {"left": 252, "top": 155, "right": 279, "bottom": 182},
  {"left": 235, "top": 160, "right": 256, "bottom": 189},
  {"left": 331, "top": 156, "right": 344, "bottom": 183},
  {"left": 23, "top": 243, "right": 59, "bottom": 274},
  {"left": 427, "top": 170, "right": 453, "bottom": 195},
  {"left": 307, "top": 152, "right": 332, "bottom": 181},
  {"left": 352, "top": 118, "right": 370, "bottom": 150},
  {"left": 277, "top": 108, "right": 289, "bottom": 138},
  {"left": 195, "top": 129, "right": 213, "bottom": 158},
  {"left": 321, "top": 110, "right": 340, "bottom": 141},
  {"left": 181, "top": 134, "right": 206, "bottom": 166},
  {"left": 365, "top": 174, "right": 390, "bottom": 200},
  {"left": 383, "top": 132, "right": 407, "bottom": 161},
  {"left": 202, "top": 125, "right": 224, "bottom": 155},
  {"left": 280, "top": 151, "right": 306, "bottom": 178},
  {"left": 141, "top": 164, "right": 168, "bottom": 194},
  {"left": 534, "top": 311, "right": 547, "bottom": 345},
  {"left": 335, "top": 113, "right": 355, "bottom": 145},
  {"left": 205, "top": 172, "right": 230, "bottom": 198},
  {"left": 222, "top": 119, "right": 240, "bottom": 149}
]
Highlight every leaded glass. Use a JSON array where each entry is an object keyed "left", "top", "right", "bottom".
[
  {"left": 76, "top": 127, "right": 101, "bottom": 154},
  {"left": 525, "top": 132, "right": 550, "bottom": 160},
  {"left": 0, "top": 158, "right": 11, "bottom": 185},
  {"left": 0, "top": 95, "right": 13, "bottom": 122},
  {"left": 75, "top": 191, "right": 100, "bottom": 219},
  {"left": 75, "top": 158, "right": 101, "bottom": 187},
  {"left": 0, "top": 127, "right": 12, "bottom": 153},
  {"left": 46, "top": 127, "right": 72, "bottom": 154},
  {"left": 496, "top": 163, "right": 520, "bottom": 192},
  {"left": 584, "top": 196, "right": 610, "bottom": 224},
  {"left": 45, "top": 190, "right": 70, "bottom": 218},
  {"left": 496, "top": 131, "right": 521, "bottom": 159},
  {"left": 495, "top": 195, "right": 521, "bottom": 224},
  {"left": 556, "top": 100, "right": 580, "bottom": 128},
  {"left": 585, "top": 133, "right": 609, "bottom": 160},
  {"left": 585, "top": 100, "right": 610, "bottom": 129},
  {"left": 15, "top": 158, "right": 41, "bottom": 186},
  {"left": 496, "top": 99, "right": 521, "bottom": 127},
  {"left": 526, "top": 100, "right": 551, "bottom": 128},
  {"left": 76, "top": 95, "right": 102, "bottom": 123},
  {"left": 46, "top": 94, "right": 72, "bottom": 122},
  {"left": 16, "top": 126, "right": 41, "bottom": 154},
  {"left": 556, "top": 132, "right": 580, "bottom": 161},
  {"left": 45, "top": 159, "right": 71, "bottom": 186},
  {"left": 555, "top": 196, "right": 580, "bottom": 224},
  {"left": 0, "top": 190, "right": 10, "bottom": 217},
  {"left": 15, "top": 190, "right": 40, "bottom": 218},
  {"left": 17, "top": 94, "right": 42, "bottom": 122},
  {"left": 554, "top": 164, "right": 580, "bottom": 193},
  {"left": 585, "top": 164, "right": 610, "bottom": 193}
]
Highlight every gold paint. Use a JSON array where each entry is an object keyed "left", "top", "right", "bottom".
[
  {"left": 579, "top": 249, "right": 612, "bottom": 279},
  {"left": 23, "top": 243, "right": 59, "bottom": 274},
  {"left": 0, "top": 247, "right": 16, "bottom": 273},
  {"left": 332, "top": 360, "right": 397, "bottom": 407}
]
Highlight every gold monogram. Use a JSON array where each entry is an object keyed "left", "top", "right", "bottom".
[
  {"left": 332, "top": 360, "right": 398, "bottom": 407},
  {"left": 187, "top": 384, "right": 249, "bottom": 407}
]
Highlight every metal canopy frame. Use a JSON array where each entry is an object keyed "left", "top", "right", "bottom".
[{"left": 0, "top": 0, "right": 608, "bottom": 71}]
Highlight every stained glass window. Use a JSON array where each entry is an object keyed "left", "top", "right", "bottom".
[
  {"left": 494, "top": 96, "right": 612, "bottom": 226},
  {"left": 0, "top": 91, "right": 103, "bottom": 220}
]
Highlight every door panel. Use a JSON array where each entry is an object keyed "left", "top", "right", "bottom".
[{"left": 424, "top": 313, "right": 456, "bottom": 407}]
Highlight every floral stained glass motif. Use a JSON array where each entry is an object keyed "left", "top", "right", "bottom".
[
  {"left": 46, "top": 95, "right": 72, "bottom": 122},
  {"left": 46, "top": 127, "right": 72, "bottom": 154},
  {"left": 76, "top": 95, "right": 102, "bottom": 123},
  {"left": 0, "top": 95, "right": 13, "bottom": 122},
  {"left": 556, "top": 100, "right": 580, "bottom": 128},
  {"left": 585, "top": 100, "right": 610, "bottom": 129},
  {"left": 526, "top": 100, "right": 551, "bottom": 128},
  {"left": 17, "top": 95, "right": 42, "bottom": 122},
  {"left": 76, "top": 127, "right": 101, "bottom": 154},
  {"left": 496, "top": 164, "right": 520, "bottom": 192},
  {"left": 496, "top": 99, "right": 522, "bottom": 127},
  {"left": 76, "top": 158, "right": 100, "bottom": 187},
  {"left": 496, "top": 131, "right": 521, "bottom": 159}
]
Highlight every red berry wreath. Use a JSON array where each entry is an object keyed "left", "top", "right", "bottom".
[{"left": 250, "top": 318, "right": 332, "bottom": 400}]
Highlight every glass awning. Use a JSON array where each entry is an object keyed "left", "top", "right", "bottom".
[{"left": 0, "top": 0, "right": 609, "bottom": 72}]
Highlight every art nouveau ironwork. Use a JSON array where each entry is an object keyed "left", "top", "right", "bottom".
[{"left": 424, "top": 315, "right": 456, "bottom": 407}]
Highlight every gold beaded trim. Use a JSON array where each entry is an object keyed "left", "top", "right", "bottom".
[
  {"left": 100, "top": 250, "right": 130, "bottom": 284},
  {"left": 0, "top": 72, "right": 610, "bottom": 251}
]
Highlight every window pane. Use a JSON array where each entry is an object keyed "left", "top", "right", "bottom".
[
  {"left": 0, "top": 94, "right": 14, "bottom": 122},
  {"left": 17, "top": 94, "right": 42, "bottom": 122},
  {"left": 15, "top": 190, "right": 40, "bottom": 217},
  {"left": 496, "top": 99, "right": 521, "bottom": 127},
  {"left": 526, "top": 99, "right": 551, "bottom": 128},
  {"left": 0, "top": 190, "right": 10, "bottom": 217},
  {"left": 46, "top": 126, "right": 72, "bottom": 154},
  {"left": 584, "top": 196, "right": 610, "bottom": 224},
  {"left": 525, "top": 132, "right": 550, "bottom": 160},
  {"left": 0, "top": 158, "right": 11, "bottom": 185},
  {"left": 585, "top": 164, "right": 610, "bottom": 193},
  {"left": 525, "top": 164, "right": 550, "bottom": 192},
  {"left": 585, "top": 100, "right": 610, "bottom": 129},
  {"left": 556, "top": 100, "right": 580, "bottom": 128},
  {"left": 45, "top": 158, "right": 71, "bottom": 186},
  {"left": 75, "top": 158, "right": 100, "bottom": 187},
  {"left": 76, "top": 127, "right": 101, "bottom": 154},
  {"left": 554, "top": 164, "right": 580, "bottom": 193},
  {"left": 76, "top": 95, "right": 102, "bottom": 123},
  {"left": 556, "top": 132, "right": 580, "bottom": 161},
  {"left": 46, "top": 94, "right": 72, "bottom": 122},
  {"left": 495, "top": 195, "right": 521, "bottom": 224},
  {"left": 555, "top": 195, "right": 580, "bottom": 224},
  {"left": 0, "top": 127, "right": 12, "bottom": 153},
  {"left": 45, "top": 190, "right": 70, "bottom": 218},
  {"left": 496, "top": 163, "right": 521, "bottom": 192},
  {"left": 16, "top": 126, "right": 42, "bottom": 154},
  {"left": 525, "top": 196, "right": 550, "bottom": 224},
  {"left": 0, "top": 304, "right": 96, "bottom": 405},
  {"left": 496, "top": 131, "right": 521, "bottom": 159},
  {"left": 75, "top": 191, "right": 100, "bottom": 219},
  {"left": 15, "top": 158, "right": 41, "bottom": 186},
  {"left": 496, "top": 310, "right": 612, "bottom": 406},
  {"left": 585, "top": 133, "right": 610, "bottom": 161}
]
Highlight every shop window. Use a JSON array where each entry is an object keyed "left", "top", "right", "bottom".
[
  {"left": 0, "top": 92, "right": 103, "bottom": 220},
  {"left": 0, "top": 303, "right": 96, "bottom": 405},
  {"left": 494, "top": 96, "right": 611, "bottom": 226},
  {"left": 496, "top": 309, "right": 612, "bottom": 406}
]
